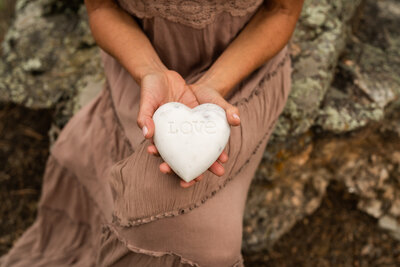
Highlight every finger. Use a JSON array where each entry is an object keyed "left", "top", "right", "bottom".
[
  {"left": 194, "top": 174, "right": 204, "bottom": 182},
  {"left": 180, "top": 179, "right": 196, "bottom": 188},
  {"left": 181, "top": 85, "right": 200, "bottom": 109},
  {"left": 137, "top": 98, "right": 157, "bottom": 139},
  {"left": 159, "top": 162, "right": 172, "bottom": 174},
  {"left": 209, "top": 94, "right": 241, "bottom": 126},
  {"left": 147, "top": 145, "right": 159, "bottom": 156},
  {"left": 218, "top": 151, "right": 228, "bottom": 163},
  {"left": 221, "top": 103, "right": 240, "bottom": 126},
  {"left": 208, "top": 161, "right": 225, "bottom": 176}
]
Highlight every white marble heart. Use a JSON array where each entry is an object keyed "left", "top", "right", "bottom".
[{"left": 153, "top": 102, "right": 231, "bottom": 183}]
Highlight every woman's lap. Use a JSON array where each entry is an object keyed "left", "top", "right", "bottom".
[
  {"left": 102, "top": 46, "right": 291, "bottom": 266},
  {"left": 1, "top": 47, "right": 291, "bottom": 267}
]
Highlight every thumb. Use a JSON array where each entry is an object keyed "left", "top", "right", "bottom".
[
  {"left": 211, "top": 94, "right": 241, "bottom": 126},
  {"left": 137, "top": 98, "right": 157, "bottom": 139}
]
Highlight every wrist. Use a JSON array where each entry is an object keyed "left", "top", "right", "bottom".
[
  {"left": 192, "top": 73, "right": 230, "bottom": 97},
  {"left": 134, "top": 59, "right": 168, "bottom": 85}
]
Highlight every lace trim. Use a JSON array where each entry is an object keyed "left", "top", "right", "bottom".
[
  {"left": 117, "top": 0, "right": 263, "bottom": 29},
  {"left": 111, "top": 51, "right": 290, "bottom": 227}
]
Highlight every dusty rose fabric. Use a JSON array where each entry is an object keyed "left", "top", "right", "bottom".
[{"left": 1, "top": 1, "right": 292, "bottom": 266}]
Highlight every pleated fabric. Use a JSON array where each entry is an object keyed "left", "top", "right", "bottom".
[{"left": 1, "top": 1, "right": 292, "bottom": 266}]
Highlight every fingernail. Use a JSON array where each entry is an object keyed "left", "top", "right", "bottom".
[
  {"left": 142, "top": 125, "right": 148, "bottom": 137},
  {"left": 233, "top": 113, "right": 240, "bottom": 121}
]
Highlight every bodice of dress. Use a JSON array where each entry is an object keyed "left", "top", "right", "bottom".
[
  {"left": 117, "top": 0, "right": 263, "bottom": 29},
  {"left": 116, "top": 0, "right": 264, "bottom": 77}
]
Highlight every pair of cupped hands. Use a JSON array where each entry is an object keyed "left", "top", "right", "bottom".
[{"left": 137, "top": 70, "right": 241, "bottom": 188}]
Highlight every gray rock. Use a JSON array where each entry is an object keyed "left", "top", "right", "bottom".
[
  {"left": 271, "top": 0, "right": 363, "bottom": 139},
  {"left": 242, "top": 0, "right": 400, "bottom": 252},
  {"left": 243, "top": 168, "right": 330, "bottom": 252},
  {"left": 0, "top": 0, "right": 104, "bottom": 127},
  {"left": 316, "top": 87, "right": 384, "bottom": 133},
  {"left": 314, "top": 0, "right": 400, "bottom": 133}
]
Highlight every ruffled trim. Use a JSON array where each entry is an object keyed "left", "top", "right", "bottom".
[
  {"left": 104, "top": 224, "right": 244, "bottom": 267},
  {"left": 112, "top": 114, "right": 279, "bottom": 227},
  {"left": 232, "top": 50, "right": 290, "bottom": 106},
  {"left": 104, "top": 224, "right": 201, "bottom": 266},
  {"left": 117, "top": 0, "right": 263, "bottom": 29},
  {"left": 232, "top": 256, "right": 244, "bottom": 267},
  {"left": 111, "top": 50, "right": 290, "bottom": 227}
]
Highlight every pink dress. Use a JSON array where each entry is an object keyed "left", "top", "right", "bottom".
[{"left": 0, "top": 1, "right": 291, "bottom": 266}]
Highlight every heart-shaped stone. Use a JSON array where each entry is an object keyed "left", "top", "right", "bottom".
[{"left": 153, "top": 102, "right": 231, "bottom": 182}]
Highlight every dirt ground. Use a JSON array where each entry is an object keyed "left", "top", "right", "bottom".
[
  {"left": 243, "top": 181, "right": 400, "bottom": 266},
  {"left": 0, "top": 102, "right": 51, "bottom": 255}
]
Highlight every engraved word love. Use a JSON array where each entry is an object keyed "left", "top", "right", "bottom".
[
  {"left": 167, "top": 120, "right": 217, "bottom": 135},
  {"left": 153, "top": 102, "right": 231, "bottom": 182}
]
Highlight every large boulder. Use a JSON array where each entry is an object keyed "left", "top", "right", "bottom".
[
  {"left": 0, "top": 0, "right": 104, "bottom": 130},
  {"left": 243, "top": 0, "right": 400, "bottom": 254},
  {"left": 273, "top": 0, "right": 362, "bottom": 138}
]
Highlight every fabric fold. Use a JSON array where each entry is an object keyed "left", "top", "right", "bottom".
[
  {"left": 1, "top": 156, "right": 100, "bottom": 267},
  {"left": 109, "top": 47, "right": 291, "bottom": 227}
]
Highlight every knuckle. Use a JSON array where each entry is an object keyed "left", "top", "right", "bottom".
[
  {"left": 137, "top": 117, "right": 145, "bottom": 127},
  {"left": 231, "top": 106, "right": 239, "bottom": 115}
]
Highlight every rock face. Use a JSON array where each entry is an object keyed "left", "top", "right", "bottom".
[
  {"left": 1, "top": 0, "right": 399, "bottom": 257},
  {"left": 274, "top": 0, "right": 362, "bottom": 138},
  {"left": 0, "top": 0, "right": 104, "bottom": 129},
  {"left": 243, "top": 0, "right": 400, "bottom": 254}
]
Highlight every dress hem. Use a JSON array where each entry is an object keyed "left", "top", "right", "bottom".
[
  {"left": 105, "top": 224, "right": 201, "bottom": 266},
  {"left": 105, "top": 224, "right": 244, "bottom": 267}
]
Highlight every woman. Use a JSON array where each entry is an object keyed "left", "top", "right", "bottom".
[{"left": 1, "top": 0, "right": 303, "bottom": 266}]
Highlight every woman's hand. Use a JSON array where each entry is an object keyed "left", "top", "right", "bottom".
[
  {"left": 136, "top": 70, "right": 230, "bottom": 188},
  {"left": 137, "top": 70, "right": 198, "bottom": 138},
  {"left": 189, "top": 83, "right": 241, "bottom": 126}
]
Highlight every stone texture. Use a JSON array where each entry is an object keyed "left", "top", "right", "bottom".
[
  {"left": 242, "top": 0, "right": 400, "bottom": 254},
  {"left": 0, "top": 0, "right": 104, "bottom": 128},
  {"left": 314, "top": 0, "right": 400, "bottom": 133},
  {"left": 244, "top": 162, "right": 330, "bottom": 252},
  {"left": 272, "top": 0, "right": 363, "bottom": 139},
  {"left": 153, "top": 102, "right": 230, "bottom": 182},
  {"left": 243, "top": 103, "right": 400, "bottom": 253}
]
